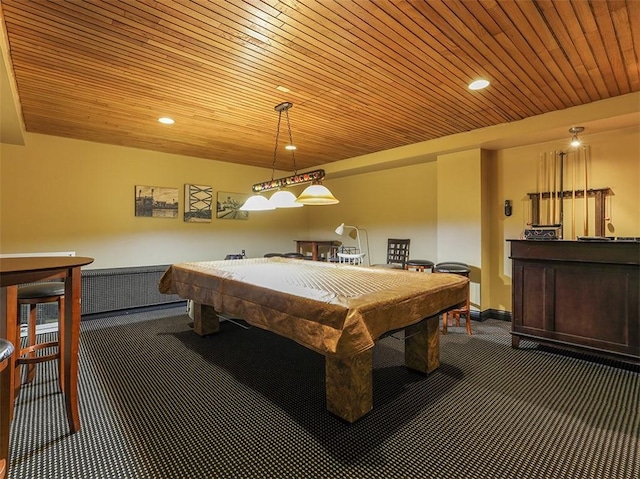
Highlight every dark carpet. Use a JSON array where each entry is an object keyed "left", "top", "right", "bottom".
[{"left": 7, "top": 306, "right": 639, "bottom": 479}]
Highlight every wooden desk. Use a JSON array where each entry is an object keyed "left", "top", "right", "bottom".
[
  {"left": 159, "top": 258, "right": 468, "bottom": 421},
  {"left": 295, "top": 240, "right": 340, "bottom": 261},
  {"left": 0, "top": 256, "right": 94, "bottom": 432}
]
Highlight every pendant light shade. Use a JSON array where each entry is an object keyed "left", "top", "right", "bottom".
[
  {"left": 240, "top": 194, "right": 275, "bottom": 211},
  {"left": 268, "top": 190, "right": 303, "bottom": 208},
  {"left": 295, "top": 183, "right": 340, "bottom": 205}
]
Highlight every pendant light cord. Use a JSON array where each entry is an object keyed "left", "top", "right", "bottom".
[
  {"left": 284, "top": 108, "right": 298, "bottom": 175},
  {"left": 270, "top": 110, "right": 283, "bottom": 182}
]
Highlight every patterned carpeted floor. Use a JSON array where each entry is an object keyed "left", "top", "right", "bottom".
[{"left": 7, "top": 306, "right": 639, "bottom": 479}]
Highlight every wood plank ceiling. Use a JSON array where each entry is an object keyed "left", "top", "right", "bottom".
[{"left": 1, "top": 0, "right": 638, "bottom": 170}]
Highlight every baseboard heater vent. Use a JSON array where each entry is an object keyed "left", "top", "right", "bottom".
[{"left": 81, "top": 265, "right": 181, "bottom": 315}]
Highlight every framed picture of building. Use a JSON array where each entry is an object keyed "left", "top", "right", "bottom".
[
  {"left": 216, "top": 192, "right": 249, "bottom": 220},
  {"left": 135, "top": 185, "right": 179, "bottom": 218},
  {"left": 184, "top": 184, "right": 213, "bottom": 222}
]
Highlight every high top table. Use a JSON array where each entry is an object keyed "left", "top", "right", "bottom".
[{"left": 0, "top": 256, "right": 94, "bottom": 432}]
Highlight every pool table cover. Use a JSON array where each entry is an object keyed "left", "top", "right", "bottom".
[{"left": 159, "top": 257, "right": 468, "bottom": 357}]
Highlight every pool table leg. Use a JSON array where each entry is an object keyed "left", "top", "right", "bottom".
[
  {"left": 325, "top": 349, "right": 373, "bottom": 423},
  {"left": 404, "top": 315, "right": 440, "bottom": 374},
  {"left": 192, "top": 303, "right": 220, "bottom": 336}
]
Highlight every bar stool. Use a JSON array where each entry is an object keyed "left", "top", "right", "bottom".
[
  {"left": 405, "top": 260, "right": 435, "bottom": 272},
  {"left": 434, "top": 262, "right": 471, "bottom": 335},
  {"left": 16, "top": 283, "right": 65, "bottom": 392},
  {"left": 0, "top": 339, "right": 15, "bottom": 479},
  {"left": 283, "top": 252, "right": 306, "bottom": 259}
]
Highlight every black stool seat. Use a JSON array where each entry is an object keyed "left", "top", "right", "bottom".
[
  {"left": 0, "top": 339, "right": 13, "bottom": 363},
  {"left": 434, "top": 262, "right": 470, "bottom": 275},
  {"left": 263, "top": 253, "right": 284, "bottom": 258},
  {"left": 407, "top": 260, "right": 435, "bottom": 267},
  {"left": 406, "top": 259, "right": 435, "bottom": 272},
  {"left": 18, "top": 282, "right": 65, "bottom": 299},
  {"left": 283, "top": 252, "right": 305, "bottom": 259}
]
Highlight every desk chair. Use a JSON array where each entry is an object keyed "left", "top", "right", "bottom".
[
  {"left": 0, "top": 339, "right": 14, "bottom": 479},
  {"left": 434, "top": 262, "right": 471, "bottom": 335},
  {"left": 16, "top": 283, "right": 65, "bottom": 392},
  {"left": 374, "top": 239, "right": 411, "bottom": 269}
]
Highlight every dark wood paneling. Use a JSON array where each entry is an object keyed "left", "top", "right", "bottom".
[{"left": 509, "top": 240, "right": 640, "bottom": 364}]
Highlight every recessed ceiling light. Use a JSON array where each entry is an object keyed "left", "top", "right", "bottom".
[
  {"left": 276, "top": 85, "right": 290, "bottom": 93},
  {"left": 285, "top": 144, "right": 296, "bottom": 150},
  {"left": 158, "top": 117, "right": 175, "bottom": 124},
  {"left": 468, "top": 79, "right": 490, "bottom": 90}
]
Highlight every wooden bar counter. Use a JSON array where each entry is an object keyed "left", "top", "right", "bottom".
[{"left": 508, "top": 239, "right": 639, "bottom": 364}]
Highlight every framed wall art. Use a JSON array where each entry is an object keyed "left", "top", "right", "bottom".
[
  {"left": 184, "top": 184, "right": 213, "bottom": 222},
  {"left": 216, "top": 192, "right": 249, "bottom": 220},
  {"left": 135, "top": 185, "right": 179, "bottom": 218}
]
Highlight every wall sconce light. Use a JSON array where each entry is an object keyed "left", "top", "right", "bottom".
[
  {"left": 569, "top": 126, "right": 585, "bottom": 147},
  {"left": 504, "top": 200, "right": 512, "bottom": 217},
  {"left": 240, "top": 102, "right": 339, "bottom": 211}
]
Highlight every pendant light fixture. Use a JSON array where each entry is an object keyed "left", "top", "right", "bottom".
[
  {"left": 240, "top": 102, "right": 338, "bottom": 211},
  {"left": 569, "top": 126, "right": 585, "bottom": 147},
  {"left": 267, "top": 102, "right": 302, "bottom": 208}
]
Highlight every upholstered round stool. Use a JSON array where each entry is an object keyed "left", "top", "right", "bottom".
[
  {"left": 0, "top": 339, "right": 14, "bottom": 479},
  {"left": 434, "top": 262, "right": 471, "bottom": 335},
  {"left": 405, "top": 259, "right": 435, "bottom": 272},
  {"left": 283, "top": 252, "right": 306, "bottom": 259},
  {"left": 263, "top": 253, "right": 284, "bottom": 258},
  {"left": 17, "top": 282, "right": 65, "bottom": 389}
]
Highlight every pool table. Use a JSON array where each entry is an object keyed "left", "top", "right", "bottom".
[{"left": 159, "top": 257, "right": 468, "bottom": 422}]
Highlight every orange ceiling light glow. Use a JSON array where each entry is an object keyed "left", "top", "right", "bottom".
[{"left": 468, "top": 79, "right": 490, "bottom": 90}]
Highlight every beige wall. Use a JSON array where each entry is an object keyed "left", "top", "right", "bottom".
[
  {"left": 1, "top": 106, "right": 638, "bottom": 315},
  {"left": 436, "top": 149, "right": 483, "bottom": 311},
  {"left": 0, "top": 133, "right": 308, "bottom": 268},
  {"left": 308, "top": 162, "right": 439, "bottom": 266},
  {"left": 490, "top": 125, "right": 640, "bottom": 311}
]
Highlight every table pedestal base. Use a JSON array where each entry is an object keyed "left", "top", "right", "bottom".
[
  {"left": 325, "top": 350, "right": 373, "bottom": 423},
  {"left": 190, "top": 303, "right": 441, "bottom": 422},
  {"left": 405, "top": 315, "right": 440, "bottom": 373},
  {"left": 193, "top": 303, "right": 220, "bottom": 336}
]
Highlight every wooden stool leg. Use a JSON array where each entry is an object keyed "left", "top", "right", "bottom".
[
  {"left": 26, "top": 304, "right": 37, "bottom": 383},
  {"left": 12, "top": 316, "right": 21, "bottom": 400},
  {"left": 0, "top": 360, "right": 10, "bottom": 479},
  {"left": 58, "top": 296, "right": 65, "bottom": 391},
  {"left": 441, "top": 312, "right": 448, "bottom": 334},
  {"left": 465, "top": 295, "right": 472, "bottom": 335}
]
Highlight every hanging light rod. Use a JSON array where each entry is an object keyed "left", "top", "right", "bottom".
[{"left": 252, "top": 169, "right": 326, "bottom": 193}]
